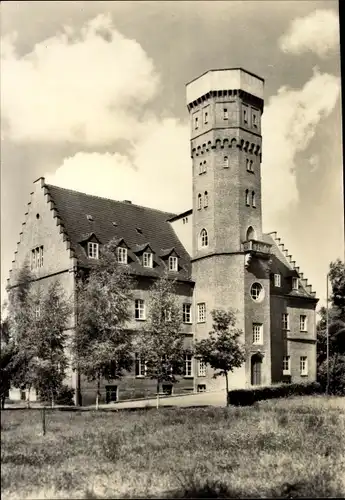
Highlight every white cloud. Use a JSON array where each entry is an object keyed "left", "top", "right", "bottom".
[
  {"left": 46, "top": 118, "right": 192, "bottom": 214},
  {"left": 1, "top": 14, "right": 159, "bottom": 144},
  {"left": 262, "top": 67, "right": 340, "bottom": 231},
  {"left": 279, "top": 9, "right": 339, "bottom": 58}
]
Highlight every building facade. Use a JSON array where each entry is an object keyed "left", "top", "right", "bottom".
[{"left": 8, "top": 68, "right": 318, "bottom": 405}]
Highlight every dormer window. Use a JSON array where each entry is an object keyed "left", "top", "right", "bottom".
[
  {"left": 117, "top": 247, "right": 128, "bottom": 264},
  {"left": 88, "top": 242, "right": 99, "bottom": 259},
  {"left": 168, "top": 256, "right": 178, "bottom": 272},
  {"left": 143, "top": 252, "right": 153, "bottom": 268},
  {"left": 292, "top": 277, "right": 299, "bottom": 290}
]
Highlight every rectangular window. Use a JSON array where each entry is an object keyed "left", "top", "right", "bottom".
[
  {"left": 197, "top": 303, "right": 206, "bottom": 323},
  {"left": 223, "top": 108, "right": 228, "bottom": 120},
  {"left": 168, "top": 256, "right": 178, "bottom": 271},
  {"left": 243, "top": 107, "right": 248, "bottom": 123},
  {"left": 274, "top": 274, "right": 281, "bottom": 287},
  {"left": 38, "top": 246, "right": 44, "bottom": 267},
  {"left": 195, "top": 116, "right": 199, "bottom": 129},
  {"left": 252, "top": 112, "right": 257, "bottom": 128},
  {"left": 135, "top": 299, "right": 145, "bottom": 320},
  {"left": 223, "top": 156, "right": 229, "bottom": 168},
  {"left": 300, "top": 315, "right": 308, "bottom": 332},
  {"left": 117, "top": 247, "right": 127, "bottom": 264},
  {"left": 300, "top": 356, "right": 308, "bottom": 376},
  {"left": 292, "top": 277, "right": 299, "bottom": 290},
  {"left": 35, "top": 305, "right": 41, "bottom": 319},
  {"left": 143, "top": 252, "right": 153, "bottom": 268},
  {"left": 197, "top": 360, "right": 207, "bottom": 377},
  {"left": 88, "top": 242, "right": 99, "bottom": 259},
  {"left": 183, "top": 303, "right": 192, "bottom": 323},
  {"left": 282, "top": 313, "right": 289, "bottom": 330},
  {"left": 197, "top": 384, "right": 206, "bottom": 392},
  {"left": 252, "top": 323, "right": 263, "bottom": 344},
  {"left": 185, "top": 354, "right": 193, "bottom": 377},
  {"left": 31, "top": 249, "right": 36, "bottom": 269},
  {"left": 31, "top": 246, "right": 44, "bottom": 268},
  {"left": 283, "top": 356, "right": 291, "bottom": 375},
  {"left": 135, "top": 353, "right": 146, "bottom": 377},
  {"left": 204, "top": 111, "right": 208, "bottom": 124}
]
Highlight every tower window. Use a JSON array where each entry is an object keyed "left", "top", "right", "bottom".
[
  {"left": 204, "top": 112, "right": 208, "bottom": 124},
  {"left": 200, "top": 229, "right": 208, "bottom": 248},
  {"left": 250, "top": 282, "right": 264, "bottom": 302},
  {"left": 252, "top": 323, "right": 263, "bottom": 344},
  {"left": 282, "top": 313, "right": 289, "bottom": 330},
  {"left": 252, "top": 112, "right": 258, "bottom": 128},
  {"left": 300, "top": 315, "right": 308, "bottom": 332},
  {"left": 245, "top": 189, "right": 250, "bottom": 206},
  {"left": 252, "top": 191, "right": 256, "bottom": 208},
  {"left": 223, "top": 156, "right": 229, "bottom": 168},
  {"left": 88, "top": 242, "right": 98, "bottom": 259},
  {"left": 243, "top": 108, "right": 248, "bottom": 124},
  {"left": 247, "top": 159, "right": 254, "bottom": 172},
  {"left": 117, "top": 247, "right": 128, "bottom": 264},
  {"left": 204, "top": 191, "right": 208, "bottom": 208},
  {"left": 31, "top": 246, "right": 44, "bottom": 268},
  {"left": 195, "top": 116, "right": 199, "bottom": 130},
  {"left": 223, "top": 108, "right": 228, "bottom": 120},
  {"left": 197, "top": 193, "right": 202, "bottom": 210},
  {"left": 203, "top": 160, "right": 207, "bottom": 173},
  {"left": 197, "top": 303, "right": 206, "bottom": 323},
  {"left": 199, "top": 162, "right": 203, "bottom": 175}
]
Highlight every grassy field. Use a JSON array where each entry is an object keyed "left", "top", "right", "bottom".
[{"left": 1, "top": 396, "right": 345, "bottom": 499}]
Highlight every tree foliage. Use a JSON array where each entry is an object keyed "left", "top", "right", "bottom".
[
  {"left": 317, "top": 259, "right": 345, "bottom": 395},
  {"left": 73, "top": 239, "right": 134, "bottom": 407},
  {"left": 136, "top": 272, "right": 188, "bottom": 394},
  {"left": 194, "top": 309, "right": 246, "bottom": 403}
]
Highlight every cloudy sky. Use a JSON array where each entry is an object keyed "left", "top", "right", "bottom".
[{"left": 1, "top": 1, "right": 343, "bottom": 309}]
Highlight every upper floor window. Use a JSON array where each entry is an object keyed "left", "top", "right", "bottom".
[
  {"left": 223, "top": 108, "right": 228, "bottom": 120},
  {"left": 274, "top": 274, "right": 281, "bottom": 287},
  {"left": 252, "top": 323, "right": 263, "bottom": 344},
  {"left": 204, "top": 111, "right": 208, "bottom": 124},
  {"left": 300, "top": 356, "right": 308, "bottom": 376},
  {"left": 300, "top": 315, "right": 308, "bottom": 332},
  {"left": 195, "top": 116, "right": 199, "bottom": 130},
  {"left": 143, "top": 252, "right": 153, "bottom": 268},
  {"left": 184, "top": 354, "right": 193, "bottom": 377},
  {"left": 183, "top": 303, "right": 192, "bottom": 324},
  {"left": 292, "top": 277, "right": 299, "bottom": 290},
  {"left": 204, "top": 191, "right": 208, "bottom": 208},
  {"left": 31, "top": 246, "right": 44, "bottom": 269},
  {"left": 283, "top": 356, "right": 291, "bottom": 375},
  {"left": 87, "top": 242, "right": 99, "bottom": 260},
  {"left": 197, "top": 193, "right": 202, "bottom": 210},
  {"left": 252, "top": 111, "right": 258, "bottom": 128},
  {"left": 246, "top": 226, "right": 256, "bottom": 241},
  {"left": 198, "top": 162, "right": 203, "bottom": 175},
  {"left": 135, "top": 299, "right": 146, "bottom": 320},
  {"left": 202, "top": 161, "right": 207, "bottom": 173},
  {"left": 223, "top": 156, "right": 229, "bottom": 168},
  {"left": 117, "top": 247, "right": 127, "bottom": 264},
  {"left": 250, "top": 282, "right": 264, "bottom": 302},
  {"left": 198, "top": 359, "right": 207, "bottom": 377},
  {"left": 245, "top": 189, "right": 250, "bottom": 206},
  {"left": 168, "top": 255, "right": 178, "bottom": 272},
  {"left": 243, "top": 108, "right": 248, "bottom": 124},
  {"left": 197, "top": 303, "right": 206, "bottom": 323},
  {"left": 282, "top": 313, "right": 289, "bottom": 330},
  {"left": 247, "top": 159, "right": 254, "bottom": 172},
  {"left": 252, "top": 191, "right": 256, "bottom": 208},
  {"left": 200, "top": 228, "right": 208, "bottom": 248}
]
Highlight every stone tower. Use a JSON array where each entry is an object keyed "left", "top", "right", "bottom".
[{"left": 187, "top": 69, "right": 272, "bottom": 389}]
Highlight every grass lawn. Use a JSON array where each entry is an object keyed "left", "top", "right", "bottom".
[{"left": 1, "top": 395, "right": 345, "bottom": 499}]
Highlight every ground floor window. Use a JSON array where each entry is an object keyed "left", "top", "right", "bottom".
[
  {"left": 162, "top": 384, "right": 173, "bottom": 395},
  {"left": 197, "top": 384, "right": 206, "bottom": 392},
  {"left": 105, "top": 385, "right": 118, "bottom": 403}
]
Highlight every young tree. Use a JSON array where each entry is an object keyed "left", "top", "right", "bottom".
[
  {"left": 194, "top": 309, "right": 246, "bottom": 405},
  {"left": 317, "top": 259, "right": 345, "bottom": 395},
  {"left": 0, "top": 318, "right": 18, "bottom": 408},
  {"left": 135, "top": 272, "right": 189, "bottom": 408},
  {"left": 73, "top": 239, "right": 134, "bottom": 409}
]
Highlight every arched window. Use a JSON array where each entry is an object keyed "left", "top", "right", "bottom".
[
  {"left": 223, "top": 156, "right": 229, "bottom": 168},
  {"left": 197, "top": 193, "right": 202, "bottom": 210},
  {"left": 245, "top": 189, "right": 250, "bottom": 206},
  {"left": 252, "top": 191, "right": 256, "bottom": 208},
  {"left": 246, "top": 226, "right": 256, "bottom": 241},
  {"left": 198, "top": 162, "right": 203, "bottom": 175},
  {"left": 204, "top": 191, "right": 208, "bottom": 208},
  {"left": 200, "top": 229, "right": 208, "bottom": 248},
  {"left": 203, "top": 160, "right": 207, "bottom": 173}
]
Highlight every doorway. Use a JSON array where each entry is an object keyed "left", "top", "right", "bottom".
[{"left": 251, "top": 354, "right": 262, "bottom": 386}]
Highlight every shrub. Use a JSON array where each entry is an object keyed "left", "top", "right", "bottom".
[{"left": 228, "top": 382, "right": 322, "bottom": 406}]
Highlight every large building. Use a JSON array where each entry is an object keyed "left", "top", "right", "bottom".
[{"left": 8, "top": 68, "right": 318, "bottom": 405}]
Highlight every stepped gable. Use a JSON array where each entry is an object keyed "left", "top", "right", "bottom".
[
  {"left": 45, "top": 184, "right": 192, "bottom": 282},
  {"left": 263, "top": 232, "right": 317, "bottom": 299}
]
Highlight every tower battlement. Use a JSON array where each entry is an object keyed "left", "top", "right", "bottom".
[{"left": 186, "top": 68, "right": 264, "bottom": 106}]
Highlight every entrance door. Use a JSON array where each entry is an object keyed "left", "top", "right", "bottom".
[
  {"left": 105, "top": 385, "right": 118, "bottom": 403},
  {"left": 251, "top": 355, "right": 262, "bottom": 386}
]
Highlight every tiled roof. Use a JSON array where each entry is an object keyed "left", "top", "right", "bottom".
[{"left": 45, "top": 185, "right": 192, "bottom": 282}]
